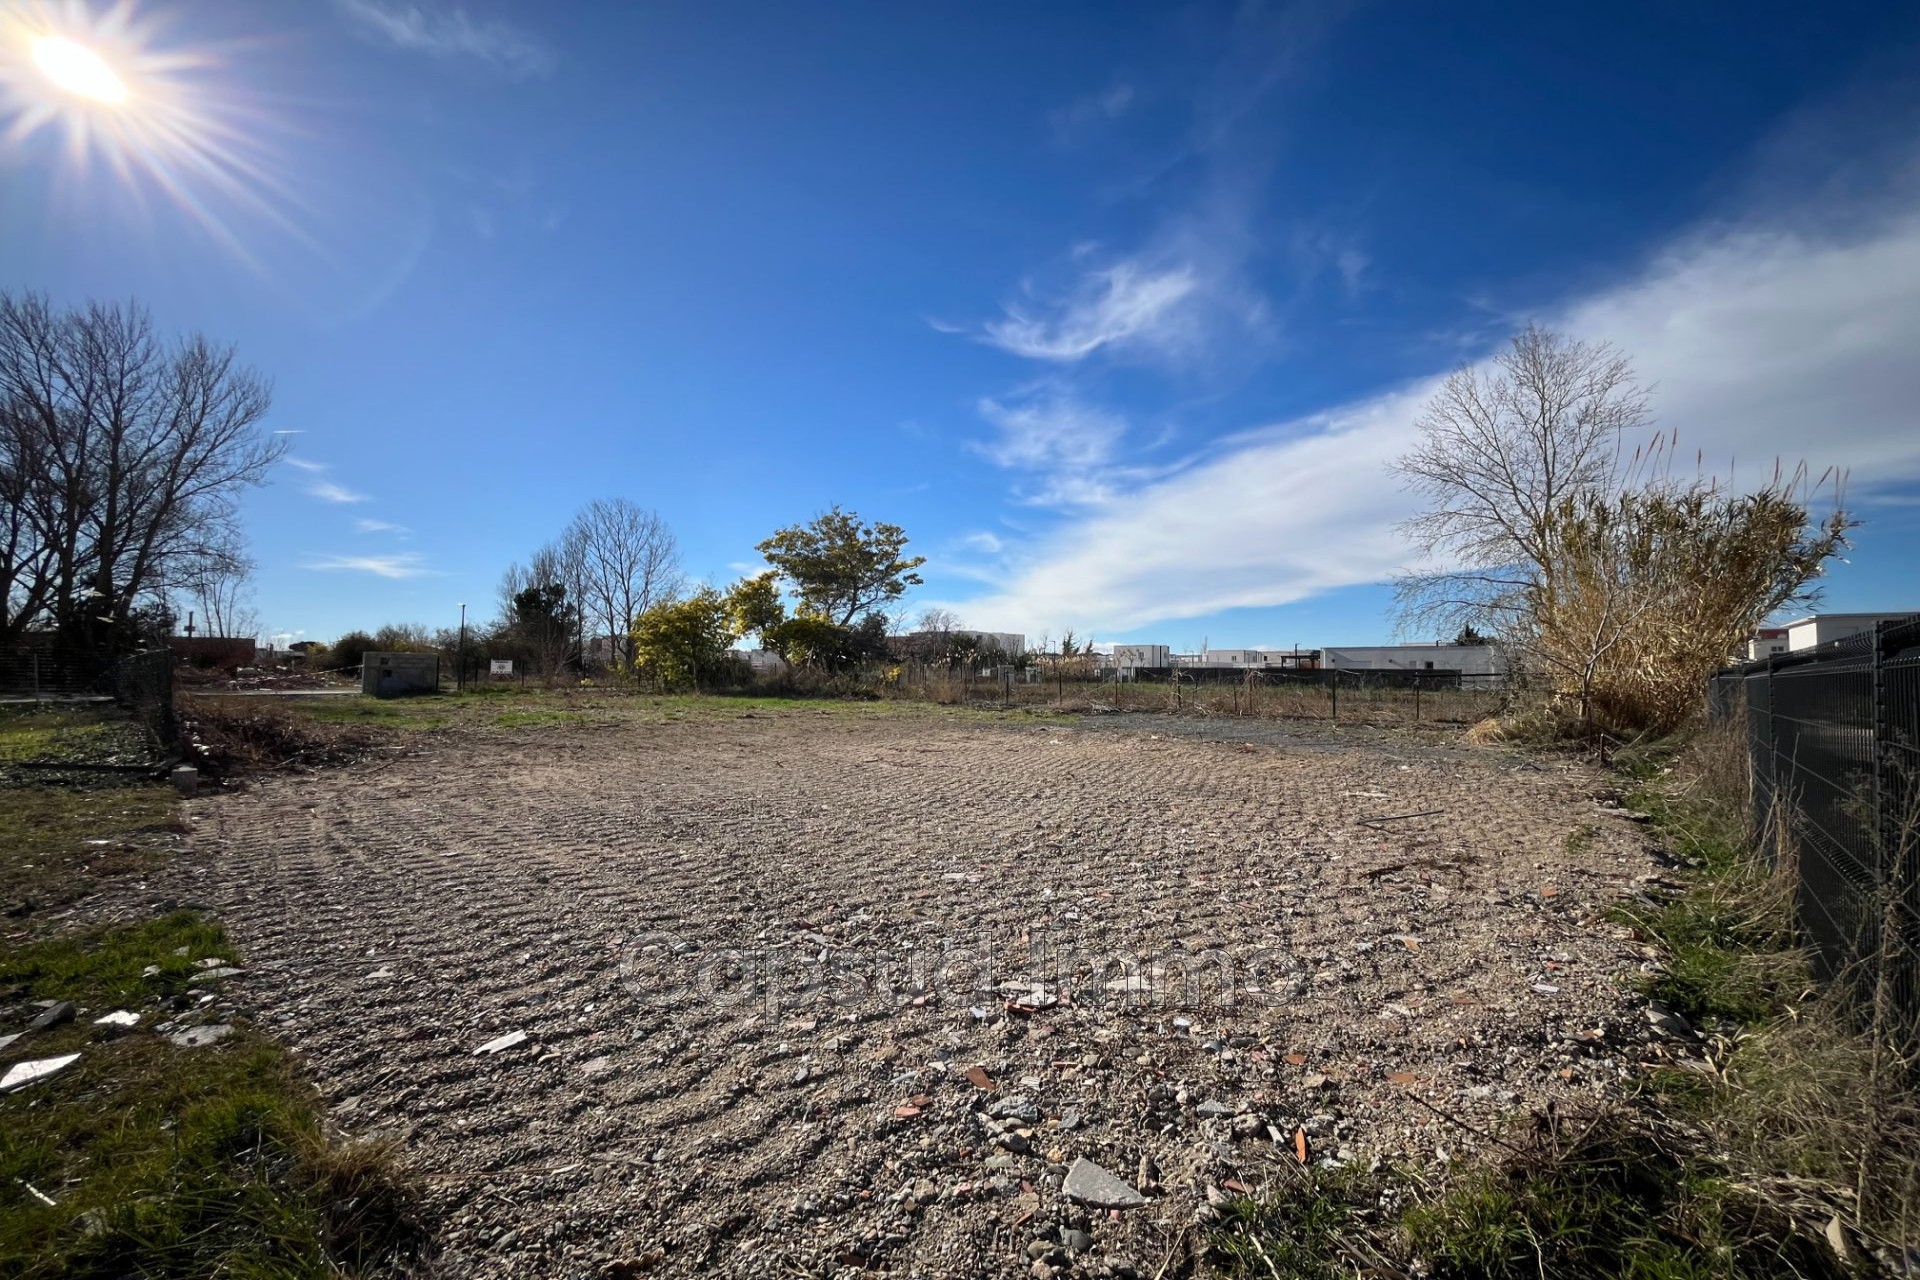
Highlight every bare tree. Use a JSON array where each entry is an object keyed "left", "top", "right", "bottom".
[
  {"left": 1394, "top": 323, "right": 1648, "bottom": 636},
  {"left": 562, "top": 498, "right": 683, "bottom": 668},
  {"left": 0, "top": 293, "right": 284, "bottom": 654},
  {"left": 181, "top": 546, "right": 260, "bottom": 639}
]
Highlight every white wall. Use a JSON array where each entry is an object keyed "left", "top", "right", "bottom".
[
  {"left": 1785, "top": 614, "right": 1913, "bottom": 652},
  {"left": 1323, "top": 644, "right": 1504, "bottom": 675},
  {"left": 1113, "top": 644, "right": 1170, "bottom": 671}
]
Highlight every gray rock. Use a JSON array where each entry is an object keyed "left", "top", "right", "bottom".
[
  {"left": 988, "top": 1095, "right": 1041, "bottom": 1123},
  {"left": 1646, "top": 1004, "right": 1697, "bottom": 1039},
  {"left": 167, "top": 1023, "right": 232, "bottom": 1048},
  {"left": 1, "top": 1052, "right": 80, "bottom": 1091},
  {"left": 29, "top": 1001, "right": 75, "bottom": 1030},
  {"left": 188, "top": 968, "right": 244, "bottom": 985},
  {"left": 1061, "top": 1228, "right": 1095, "bottom": 1254},
  {"left": 1195, "top": 1100, "right": 1236, "bottom": 1118},
  {"left": 1062, "top": 1157, "right": 1146, "bottom": 1210}
]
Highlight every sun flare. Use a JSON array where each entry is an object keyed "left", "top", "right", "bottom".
[
  {"left": 2, "top": 2, "right": 295, "bottom": 267},
  {"left": 31, "top": 35, "right": 127, "bottom": 104}
]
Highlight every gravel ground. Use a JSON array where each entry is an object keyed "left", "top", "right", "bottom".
[{"left": 168, "top": 707, "right": 1658, "bottom": 1278}]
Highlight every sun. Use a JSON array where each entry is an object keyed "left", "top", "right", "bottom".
[
  {"left": 2, "top": 2, "right": 295, "bottom": 267},
  {"left": 31, "top": 35, "right": 127, "bottom": 104}
]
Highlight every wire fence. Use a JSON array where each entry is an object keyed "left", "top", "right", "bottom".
[
  {"left": 1709, "top": 615, "right": 1920, "bottom": 1034},
  {"left": 0, "top": 647, "right": 180, "bottom": 776}
]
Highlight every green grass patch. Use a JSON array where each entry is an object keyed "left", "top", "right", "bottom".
[
  {"left": 0, "top": 917, "right": 422, "bottom": 1278},
  {"left": 0, "top": 784, "right": 180, "bottom": 917},
  {"left": 0, "top": 911, "right": 233, "bottom": 1006},
  {"left": 1207, "top": 1168, "right": 1376, "bottom": 1278},
  {"left": 1401, "top": 1115, "right": 1836, "bottom": 1280},
  {"left": 0, "top": 706, "right": 156, "bottom": 773},
  {"left": 288, "top": 697, "right": 448, "bottom": 730},
  {"left": 1605, "top": 739, "right": 1800, "bottom": 1028}
]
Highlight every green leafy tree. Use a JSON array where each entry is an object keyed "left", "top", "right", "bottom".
[
  {"left": 1451, "top": 624, "right": 1491, "bottom": 647},
  {"left": 755, "top": 507, "right": 925, "bottom": 627},
  {"left": 329, "top": 630, "right": 376, "bottom": 670},
  {"left": 725, "top": 571, "right": 787, "bottom": 643},
  {"left": 631, "top": 589, "right": 738, "bottom": 689},
  {"left": 763, "top": 611, "right": 891, "bottom": 671}
]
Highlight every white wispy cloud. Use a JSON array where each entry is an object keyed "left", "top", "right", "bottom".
[
  {"left": 1051, "top": 80, "right": 1136, "bottom": 143},
  {"left": 333, "top": 0, "right": 556, "bottom": 80},
  {"left": 355, "top": 517, "right": 412, "bottom": 536},
  {"left": 950, "top": 202, "right": 1920, "bottom": 638},
  {"left": 283, "top": 457, "right": 328, "bottom": 473},
  {"left": 981, "top": 262, "right": 1200, "bottom": 363},
  {"left": 975, "top": 391, "right": 1125, "bottom": 475},
  {"left": 959, "top": 531, "right": 1005, "bottom": 555},
  {"left": 303, "top": 553, "right": 435, "bottom": 579},
  {"left": 307, "top": 480, "right": 370, "bottom": 504}
]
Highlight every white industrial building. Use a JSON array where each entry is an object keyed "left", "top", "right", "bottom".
[
  {"left": 1783, "top": 613, "right": 1915, "bottom": 653},
  {"left": 1112, "top": 644, "right": 1171, "bottom": 676},
  {"left": 1176, "top": 648, "right": 1314, "bottom": 668},
  {"left": 1321, "top": 643, "right": 1505, "bottom": 676}
]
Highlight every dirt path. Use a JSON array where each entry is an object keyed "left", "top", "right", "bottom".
[{"left": 175, "top": 709, "right": 1655, "bottom": 1278}]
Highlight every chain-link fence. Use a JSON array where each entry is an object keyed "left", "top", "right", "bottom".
[
  {"left": 0, "top": 647, "right": 180, "bottom": 778},
  {"left": 1709, "top": 615, "right": 1920, "bottom": 1033}
]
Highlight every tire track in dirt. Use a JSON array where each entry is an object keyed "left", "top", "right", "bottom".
[{"left": 174, "top": 712, "right": 1654, "bottom": 1278}]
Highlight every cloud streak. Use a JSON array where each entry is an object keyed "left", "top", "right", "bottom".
[
  {"left": 303, "top": 553, "right": 435, "bottom": 579},
  {"left": 355, "top": 517, "right": 412, "bottom": 535},
  {"left": 334, "top": 0, "right": 556, "bottom": 80},
  {"left": 981, "top": 262, "right": 1200, "bottom": 363},
  {"left": 307, "top": 480, "right": 370, "bottom": 504}
]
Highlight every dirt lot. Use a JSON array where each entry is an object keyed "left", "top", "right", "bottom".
[{"left": 168, "top": 704, "right": 1656, "bottom": 1278}]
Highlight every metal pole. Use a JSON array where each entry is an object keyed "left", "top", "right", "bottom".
[{"left": 456, "top": 603, "right": 467, "bottom": 692}]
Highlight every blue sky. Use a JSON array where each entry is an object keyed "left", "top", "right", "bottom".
[{"left": 4, "top": 1, "right": 1919, "bottom": 650}]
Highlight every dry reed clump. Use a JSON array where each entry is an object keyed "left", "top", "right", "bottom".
[{"left": 1527, "top": 467, "right": 1851, "bottom": 737}]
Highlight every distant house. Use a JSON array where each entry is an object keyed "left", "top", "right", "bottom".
[
  {"left": 729, "top": 648, "right": 787, "bottom": 674},
  {"left": 1783, "top": 613, "right": 1917, "bottom": 653}
]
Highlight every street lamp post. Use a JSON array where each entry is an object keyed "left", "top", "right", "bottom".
[{"left": 457, "top": 602, "right": 468, "bottom": 693}]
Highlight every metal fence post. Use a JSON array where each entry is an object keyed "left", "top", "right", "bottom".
[{"left": 1872, "top": 621, "right": 1889, "bottom": 885}]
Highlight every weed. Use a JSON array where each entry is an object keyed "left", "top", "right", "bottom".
[
  {"left": 1207, "top": 1168, "right": 1379, "bottom": 1278},
  {"left": 1401, "top": 1112, "right": 1834, "bottom": 1280}
]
